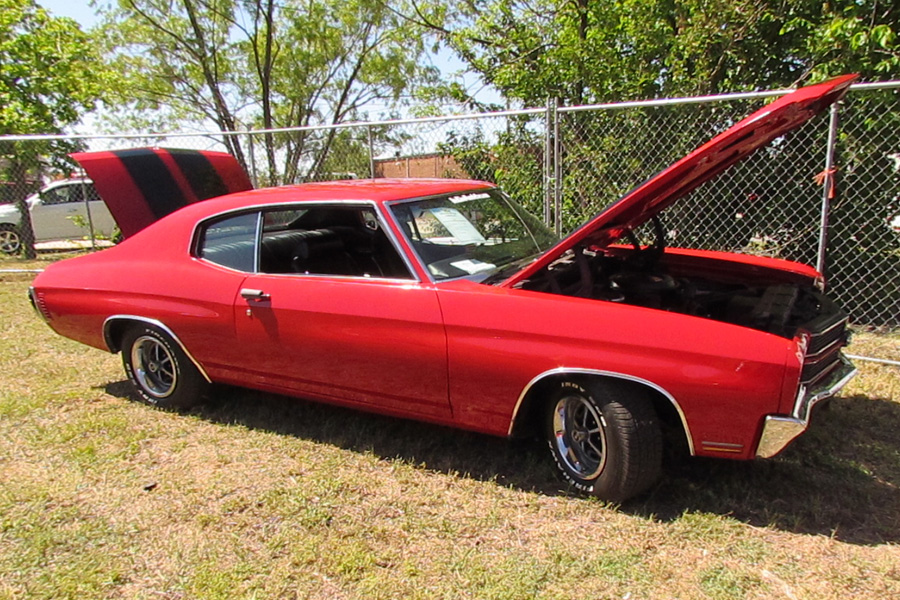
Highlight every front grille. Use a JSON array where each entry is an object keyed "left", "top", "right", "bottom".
[
  {"left": 801, "top": 314, "right": 847, "bottom": 386},
  {"left": 807, "top": 313, "right": 846, "bottom": 356}
]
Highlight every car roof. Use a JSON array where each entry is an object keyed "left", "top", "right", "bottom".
[
  {"left": 211, "top": 178, "right": 495, "bottom": 210},
  {"left": 42, "top": 178, "right": 92, "bottom": 187}
]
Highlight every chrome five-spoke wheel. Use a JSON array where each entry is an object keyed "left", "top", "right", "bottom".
[
  {"left": 0, "top": 226, "right": 21, "bottom": 254},
  {"left": 121, "top": 324, "right": 208, "bottom": 409},
  {"left": 552, "top": 392, "right": 608, "bottom": 479},
  {"left": 131, "top": 335, "right": 178, "bottom": 398}
]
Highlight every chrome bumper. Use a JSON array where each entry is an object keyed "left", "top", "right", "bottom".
[{"left": 755, "top": 355, "right": 857, "bottom": 458}]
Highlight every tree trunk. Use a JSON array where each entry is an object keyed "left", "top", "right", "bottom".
[{"left": 10, "top": 157, "right": 36, "bottom": 259}]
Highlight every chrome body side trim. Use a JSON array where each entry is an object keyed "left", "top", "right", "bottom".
[
  {"left": 508, "top": 367, "right": 695, "bottom": 455},
  {"left": 701, "top": 441, "right": 744, "bottom": 454},
  {"left": 102, "top": 315, "right": 212, "bottom": 383},
  {"left": 756, "top": 354, "right": 856, "bottom": 458}
]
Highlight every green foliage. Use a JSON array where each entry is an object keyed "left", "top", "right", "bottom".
[
  {"left": 0, "top": 0, "right": 109, "bottom": 136},
  {"left": 434, "top": 0, "right": 900, "bottom": 105},
  {"left": 438, "top": 122, "right": 544, "bottom": 218},
  {"left": 101, "top": 0, "right": 440, "bottom": 184},
  {"left": 0, "top": 0, "right": 112, "bottom": 257},
  {"left": 430, "top": 1, "right": 900, "bottom": 325}
]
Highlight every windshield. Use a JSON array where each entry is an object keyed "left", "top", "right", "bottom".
[{"left": 389, "top": 189, "right": 557, "bottom": 281}]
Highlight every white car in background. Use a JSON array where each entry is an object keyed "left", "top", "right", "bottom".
[{"left": 0, "top": 178, "right": 116, "bottom": 254}]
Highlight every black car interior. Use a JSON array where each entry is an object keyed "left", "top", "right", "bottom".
[{"left": 199, "top": 206, "right": 413, "bottom": 279}]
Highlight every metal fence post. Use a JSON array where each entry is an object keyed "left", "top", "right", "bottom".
[
  {"left": 553, "top": 98, "right": 562, "bottom": 236},
  {"left": 79, "top": 175, "right": 96, "bottom": 251},
  {"left": 367, "top": 125, "right": 375, "bottom": 179},
  {"left": 816, "top": 102, "right": 841, "bottom": 275},
  {"left": 247, "top": 133, "right": 258, "bottom": 188},
  {"left": 543, "top": 98, "right": 553, "bottom": 226}
]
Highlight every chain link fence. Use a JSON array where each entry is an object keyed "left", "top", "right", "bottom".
[
  {"left": 554, "top": 85, "right": 900, "bottom": 335},
  {"left": 1, "top": 83, "right": 898, "bottom": 360}
]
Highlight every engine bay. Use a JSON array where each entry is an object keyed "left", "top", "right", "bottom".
[{"left": 517, "top": 218, "right": 832, "bottom": 339}]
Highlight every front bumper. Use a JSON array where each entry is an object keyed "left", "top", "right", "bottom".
[{"left": 755, "top": 354, "right": 857, "bottom": 458}]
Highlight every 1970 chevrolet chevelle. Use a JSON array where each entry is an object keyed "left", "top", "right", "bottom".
[{"left": 30, "top": 75, "right": 858, "bottom": 501}]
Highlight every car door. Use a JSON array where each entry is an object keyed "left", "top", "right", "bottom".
[
  {"left": 81, "top": 183, "right": 117, "bottom": 237},
  {"left": 231, "top": 205, "right": 451, "bottom": 420},
  {"left": 30, "top": 183, "right": 85, "bottom": 241}
]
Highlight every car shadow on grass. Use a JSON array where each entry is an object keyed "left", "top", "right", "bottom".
[{"left": 105, "top": 381, "right": 900, "bottom": 546}]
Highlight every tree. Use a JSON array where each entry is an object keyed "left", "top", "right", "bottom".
[
  {"left": 423, "top": 1, "right": 898, "bottom": 325},
  {"left": 101, "top": 0, "right": 441, "bottom": 185},
  {"left": 0, "top": 0, "right": 110, "bottom": 257},
  {"left": 412, "top": 0, "right": 899, "bottom": 105}
]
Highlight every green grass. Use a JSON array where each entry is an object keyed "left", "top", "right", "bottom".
[{"left": 1, "top": 255, "right": 899, "bottom": 599}]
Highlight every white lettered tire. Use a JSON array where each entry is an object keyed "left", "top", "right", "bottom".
[
  {"left": 546, "top": 380, "right": 662, "bottom": 502},
  {"left": 121, "top": 325, "right": 207, "bottom": 409}
]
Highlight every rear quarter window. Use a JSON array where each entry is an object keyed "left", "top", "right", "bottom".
[{"left": 198, "top": 212, "right": 258, "bottom": 272}]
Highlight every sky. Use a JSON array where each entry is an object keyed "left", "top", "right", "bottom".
[
  {"left": 40, "top": 0, "right": 101, "bottom": 28},
  {"left": 37, "top": 0, "right": 502, "bottom": 122}
]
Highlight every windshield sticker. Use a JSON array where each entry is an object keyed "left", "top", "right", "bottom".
[
  {"left": 449, "top": 259, "right": 496, "bottom": 274},
  {"left": 428, "top": 207, "right": 486, "bottom": 243},
  {"left": 448, "top": 192, "right": 491, "bottom": 204}
]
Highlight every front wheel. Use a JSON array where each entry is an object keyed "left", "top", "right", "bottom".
[
  {"left": 546, "top": 380, "right": 662, "bottom": 502},
  {"left": 121, "top": 324, "right": 208, "bottom": 409},
  {"left": 0, "top": 224, "right": 21, "bottom": 255}
]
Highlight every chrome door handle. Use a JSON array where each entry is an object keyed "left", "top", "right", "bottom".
[{"left": 240, "top": 288, "right": 270, "bottom": 301}]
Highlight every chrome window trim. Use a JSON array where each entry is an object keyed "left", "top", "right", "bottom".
[
  {"left": 191, "top": 209, "right": 259, "bottom": 272},
  {"left": 190, "top": 200, "right": 420, "bottom": 282},
  {"left": 192, "top": 256, "right": 256, "bottom": 275},
  {"left": 245, "top": 272, "right": 419, "bottom": 285},
  {"left": 508, "top": 367, "right": 695, "bottom": 455},
  {"left": 371, "top": 202, "right": 421, "bottom": 281},
  {"left": 252, "top": 210, "right": 262, "bottom": 274},
  {"left": 102, "top": 315, "right": 212, "bottom": 383}
]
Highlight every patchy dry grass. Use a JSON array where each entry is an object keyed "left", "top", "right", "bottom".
[{"left": 1, "top": 254, "right": 899, "bottom": 599}]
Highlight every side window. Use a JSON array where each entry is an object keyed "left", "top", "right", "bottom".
[
  {"left": 40, "top": 182, "right": 97, "bottom": 205},
  {"left": 39, "top": 186, "right": 72, "bottom": 205},
  {"left": 198, "top": 212, "right": 258, "bottom": 272},
  {"left": 258, "top": 205, "right": 413, "bottom": 279}
]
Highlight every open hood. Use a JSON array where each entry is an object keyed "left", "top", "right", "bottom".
[
  {"left": 503, "top": 74, "right": 858, "bottom": 288},
  {"left": 70, "top": 148, "right": 253, "bottom": 238}
]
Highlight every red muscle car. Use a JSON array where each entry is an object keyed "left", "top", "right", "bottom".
[{"left": 29, "top": 75, "right": 859, "bottom": 501}]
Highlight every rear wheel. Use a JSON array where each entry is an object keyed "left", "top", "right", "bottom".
[
  {"left": 0, "top": 225, "right": 21, "bottom": 254},
  {"left": 546, "top": 380, "right": 662, "bottom": 502},
  {"left": 121, "top": 324, "right": 207, "bottom": 409}
]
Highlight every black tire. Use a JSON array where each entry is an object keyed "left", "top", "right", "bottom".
[
  {"left": 121, "top": 324, "right": 208, "bottom": 409},
  {"left": 0, "top": 224, "right": 21, "bottom": 255},
  {"left": 545, "top": 380, "right": 662, "bottom": 502}
]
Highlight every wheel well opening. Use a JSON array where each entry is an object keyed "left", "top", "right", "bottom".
[
  {"left": 510, "top": 373, "right": 691, "bottom": 455},
  {"left": 104, "top": 319, "right": 134, "bottom": 354}
]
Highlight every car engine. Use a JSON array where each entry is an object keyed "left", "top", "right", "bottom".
[{"left": 519, "top": 243, "right": 839, "bottom": 341}]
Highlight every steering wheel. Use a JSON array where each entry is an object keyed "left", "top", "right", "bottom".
[{"left": 624, "top": 216, "right": 666, "bottom": 270}]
